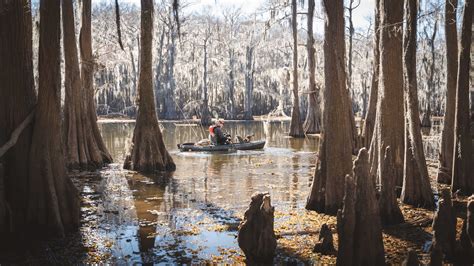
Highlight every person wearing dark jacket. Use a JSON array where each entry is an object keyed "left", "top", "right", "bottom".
[{"left": 209, "top": 119, "right": 229, "bottom": 145}]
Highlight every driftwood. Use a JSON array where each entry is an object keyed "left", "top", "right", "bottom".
[
  {"left": 313, "top": 223, "right": 335, "bottom": 255},
  {"left": 431, "top": 189, "right": 457, "bottom": 260},
  {"left": 238, "top": 192, "right": 277, "bottom": 264},
  {"left": 336, "top": 148, "right": 385, "bottom": 266},
  {"left": 0, "top": 108, "right": 35, "bottom": 158}
]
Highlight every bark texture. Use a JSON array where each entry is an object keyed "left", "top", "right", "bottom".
[
  {"left": 379, "top": 147, "right": 404, "bottom": 225},
  {"left": 431, "top": 189, "right": 456, "bottom": 260},
  {"left": 79, "top": 0, "right": 112, "bottom": 168},
  {"left": 63, "top": 0, "right": 112, "bottom": 170},
  {"left": 303, "top": 0, "right": 321, "bottom": 134},
  {"left": 289, "top": 0, "right": 304, "bottom": 137},
  {"left": 0, "top": 0, "right": 36, "bottom": 233},
  {"left": 305, "top": 0, "right": 353, "bottom": 214},
  {"left": 123, "top": 0, "right": 176, "bottom": 173},
  {"left": 438, "top": 0, "right": 458, "bottom": 184},
  {"left": 238, "top": 192, "right": 277, "bottom": 264},
  {"left": 400, "top": 0, "right": 434, "bottom": 209},
  {"left": 451, "top": 0, "right": 474, "bottom": 195},
  {"left": 336, "top": 148, "right": 385, "bottom": 266},
  {"left": 27, "top": 0, "right": 80, "bottom": 236},
  {"left": 369, "top": 0, "right": 405, "bottom": 189},
  {"left": 362, "top": 0, "right": 380, "bottom": 149}
]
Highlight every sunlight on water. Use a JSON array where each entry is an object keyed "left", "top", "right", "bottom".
[{"left": 96, "top": 120, "right": 318, "bottom": 263}]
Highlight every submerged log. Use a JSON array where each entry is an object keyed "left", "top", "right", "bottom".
[
  {"left": 431, "top": 189, "right": 456, "bottom": 260},
  {"left": 313, "top": 223, "right": 335, "bottom": 255},
  {"left": 336, "top": 148, "right": 385, "bottom": 266},
  {"left": 238, "top": 192, "right": 277, "bottom": 264}
]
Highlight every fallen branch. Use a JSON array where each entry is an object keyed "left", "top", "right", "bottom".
[{"left": 0, "top": 108, "right": 35, "bottom": 158}]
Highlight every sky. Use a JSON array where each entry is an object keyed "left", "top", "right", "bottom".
[{"left": 112, "top": 0, "right": 376, "bottom": 31}]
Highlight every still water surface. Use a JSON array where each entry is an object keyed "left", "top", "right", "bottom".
[{"left": 95, "top": 121, "right": 318, "bottom": 263}]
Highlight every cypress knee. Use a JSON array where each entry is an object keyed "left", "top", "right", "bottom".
[
  {"left": 336, "top": 148, "right": 385, "bottom": 266},
  {"left": 237, "top": 192, "right": 277, "bottom": 264}
]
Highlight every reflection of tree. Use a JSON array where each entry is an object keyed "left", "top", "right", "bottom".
[
  {"left": 126, "top": 172, "right": 174, "bottom": 255},
  {"left": 289, "top": 155, "right": 300, "bottom": 209}
]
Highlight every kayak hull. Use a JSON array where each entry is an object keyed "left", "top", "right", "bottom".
[{"left": 178, "top": 140, "right": 266, "bottom": 152}]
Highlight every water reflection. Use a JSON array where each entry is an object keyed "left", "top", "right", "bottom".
[{"left": 98, "top": 120, "right": 318, "bottom": 263}]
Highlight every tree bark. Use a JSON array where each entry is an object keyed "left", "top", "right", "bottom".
[
  {"left": 336, "top": 148, "right": 385, "bottom": 266},
  {"left": 369, "top": 0, "right": 405, "bottom": 191},
  {"left": 244, "top": 45, "right": 255, "bottom": 120},
  {"left": 303, "top": 0, "right": 321, "bottom": 134},
  {"left": 437, "top": 0, "right": 458, "bottom": 184},
  {"left": 0, "top": 0, "right": 36, "bottom": 233},
  {"left": 431, "top": 189, "right": 456, "bottom": 259},
  {"left": 378, "top": 146, "right": 404, "bottom": 226},
  {"left": 362, "top": 0, "right": 380, "bottom": 149},
  {"left": 79, "top": 0, "right": 112, "bottom": 167},
  {"left": 289, "top": 0, "right": 304, "bottom": 137},
  {"left": 451, "top": 0, "right": 473, "bottom": 195},
  {"left": 63, "top": 0, "right": 111, "bottom": 170},
  {"left": 26, "top": 0, "right": 80, "bottom": 237},
  {"left": 201, "top": 32, "right": 212, "bottom": 125},
  {"left": 305, "top": 0, "right": 353, "bottom": 214},
  {"left": 123, "top": 0, "right": 176, "bottom": 173},
  {"left": 238, "top": 192, "right": 277, "bottom": 264},
  {"left": 400, "top": 0, "right": 434, "bottom": 209}
]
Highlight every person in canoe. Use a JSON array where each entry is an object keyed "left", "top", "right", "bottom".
[{"left": 209, "top": 119, "right": 231, "bottom": 145}]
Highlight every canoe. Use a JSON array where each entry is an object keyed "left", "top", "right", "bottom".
[{"left": 178, "top": 140, "right": 266, "bottom": 152}]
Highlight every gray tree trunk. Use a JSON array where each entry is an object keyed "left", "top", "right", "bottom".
[
  {"left": 305, "top": 0, "right": 353, "bottom": 214},
  {"left": 451, "top": 0, "right": 474, "bottom": 195},
  {"left": 369, "top": 0, "right": 405, "bottom": 193},
  {"left": 27, "top": 0, "right": 80, "bottom": 236},
  {"left": 289, "top": 0, "right": 304, "bottom": 137},
  {"left": 0, "top": 0, "right": 37, "bottom": 233},
  {"left": 437, "top": 0, "right": 458, "bottom": 184},
  {"left": 400, "top": 0, "right": 434, "bottom": 209},
  {"left": 123, "top": 0, "right": 176, "bottom": 173},
  {"left": 362, "top": 0, "right": 380, "bottom": 149},
  {"left": 303, "top": 0, "right": 321, "bottom": 134}
]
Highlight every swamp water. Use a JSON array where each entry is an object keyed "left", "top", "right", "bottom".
[{"left": 80, "top": 120, "right": 319, "bottom": 264}]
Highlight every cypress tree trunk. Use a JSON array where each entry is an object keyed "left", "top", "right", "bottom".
[
  {"left": 305, "top": 0, "right": 353, "bottom": 214},
  {"left": 303, "top": 0, "right": 321, "bottom": 134},
  {"left": 27, "top": 0, "right": 80, "bottom": 236},
  {"left": 244, "top": 45, "right": 254, "bottom": 120},
  {"left": 369, "top": 0, "right": 405, "bottom": 189},
  {"left": 437, "top": 0, "right": 458, "bottom": 184},
  {"left": 63, "top": 0, "right": 112, "bottom": 170},
  {"left": 362, "top": 0, "right": 380, "bottom": 149},
  {"left": 401, "top": 0, "right": 434, "bottom": 209},
  {"left": 123, "top": 0, "right": 176, "bottom": 173},
  {"left": 0, "top": 0, "right": 37, "bottom": 232},
  {"left": 452, "top": 0, "right": 473, "bottom": 195},
  {"left": 336, "top": 149, "right": 385, "bottom": 266},
  {"left": 79, "top": 0, "right": 112, "bottom": 168},
  {"left": 289, "top": 0, "right": 304, "bottom": 137},
  {"left": 369, "top": 0, "right": 405, "bottom": 225}
]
